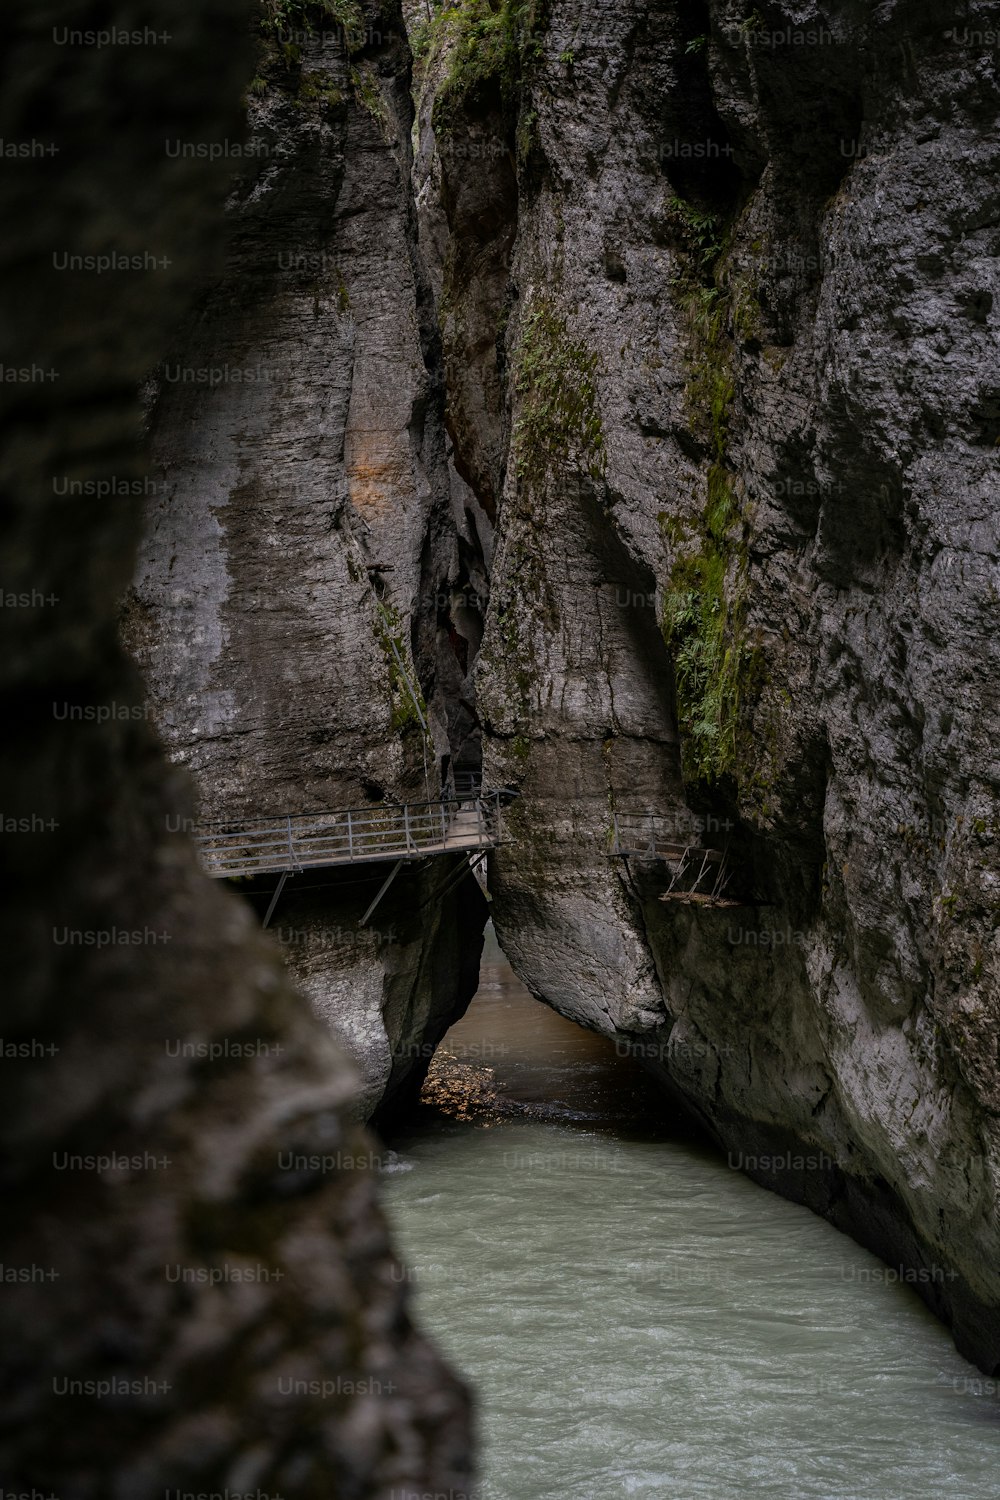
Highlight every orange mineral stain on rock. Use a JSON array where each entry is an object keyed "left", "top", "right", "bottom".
[{"left": 345, "top": 430, "right": 411, "bottom": 518}]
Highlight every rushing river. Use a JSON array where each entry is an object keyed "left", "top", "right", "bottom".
[{"left": 382, "top": 926, "right": 1000, "bottom": 1499}]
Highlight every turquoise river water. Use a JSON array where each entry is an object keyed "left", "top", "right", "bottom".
[{"left": 382, "top": 927, "right": 1000, "bottom": 1499}]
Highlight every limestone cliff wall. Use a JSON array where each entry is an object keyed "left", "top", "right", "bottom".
[
  {"left": 413, "top": 0, "right": 1000, "bottom": 1370},
  {"left": 129, "top": 1, "right": 490, "bottom": 1113}
]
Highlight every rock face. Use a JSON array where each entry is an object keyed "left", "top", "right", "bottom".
[
  {"left": 128, "top": 2, "right": 490, "bottom": 1115},
  {"left": 410, "top": 0, "right": 1000, "bottom": 1371},
  {"left": 270, "top": 857, "right": 486, "bottom": 1122},
  {"left": 0, "top": 2, "right": 473, "bottom": 1494}
]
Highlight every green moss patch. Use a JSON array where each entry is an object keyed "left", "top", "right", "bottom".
[
  {"left": 661, "top": 468, "right": 760, "bottom": 784},
  {"left": 428, "top": 0, "right": 547, "bottom": 133},
  {"left": 661, "top": 192, "right": 764, "bottom": 786},
  {"left": 511, "top": 301, "right": 605, "bottom": 487},
  {"left": 374, "top": 601, "right": 429, "bottom": 736}
]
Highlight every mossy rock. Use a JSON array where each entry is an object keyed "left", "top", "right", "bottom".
[
  {"left": 430, "top": 0, "right": 548, "bottom": 135},
  {"left": 511, "top": 299, "right": 605, "bottom": 487},
  {"left": 661, "top": 193, "right": 767, "bottom": 788}
]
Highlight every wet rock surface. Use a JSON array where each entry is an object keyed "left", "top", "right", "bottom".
[{"left": 412, "top": 0, "right": 1000, "bottom": 1369}]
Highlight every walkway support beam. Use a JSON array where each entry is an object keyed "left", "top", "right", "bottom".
[
  {"left": 262, "top": 870, "right": 289, "bottom": 930},
  {"left": 360, "top": 859, "right": 404, "bottom": 928}
]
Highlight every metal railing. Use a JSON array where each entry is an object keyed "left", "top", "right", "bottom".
[
  {"left": 195, "top": 791, "right": 501, "bottom": 880},
  {"left": 609, "top": 809, "right": 735, "bottom": 903},
  {"left": 452, "top": 770, "right": 483, "bottom": 798},
  {"left": 609, "top": 810, "right": 721, "bottom": 862}
]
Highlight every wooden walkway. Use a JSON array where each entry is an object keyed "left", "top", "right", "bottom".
[{"left": 195, "top": 791, "right": 501, "bottom": 881}]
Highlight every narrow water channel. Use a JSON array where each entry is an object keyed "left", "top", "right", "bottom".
[{"left": 382, "top": 926, "right": 1000, "bottom": 1499}]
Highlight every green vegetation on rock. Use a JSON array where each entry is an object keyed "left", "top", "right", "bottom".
[
  {"left": 661, "top": 191, "right": 762, "bottom": 786},
  {"left": 254, "top": 0, "right": 365, "bottom": 96},
  {"left": 260, "top": 0, "right": 364, "bottom": 42},
  {"left": 665, "top": 193, "right": 725, "bottom": 280},
  {"left": 661, "top": 466, "right": 759, "bottom": 784},
  {"left": 296, "top": 71, "right": 347, "bottom": 108},
  {"left": 511, "top": 300, "right": 605, "bottom": 487},
  {"left": 374, "top": 600, "right": 429, "bottom": 735},
  {"left": 425, "top": 0, "right": 547, "bottom": 132},
  {"left": 350, "top": 62, "right": 390, "bottom": 133}
]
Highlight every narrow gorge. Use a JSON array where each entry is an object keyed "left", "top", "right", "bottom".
[
  {"left": 5, "top": 0, "right": 1000, "bottom": 1494},
  {"left": 132, "top": 0, "right": 1000, "bottom": 1374}
]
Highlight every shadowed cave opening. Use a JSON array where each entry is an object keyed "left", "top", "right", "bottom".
[{"left": 381, "top": 920, "right": 710, "bottom": 1147}]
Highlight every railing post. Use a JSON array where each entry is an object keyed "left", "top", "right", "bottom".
[
  {"left": 404, "top": 803, "right": 412, "bottom": 853},
  {"left": 347, "top": 808, "right": 354, "bottom": 861},
  {"left": 286, "top": 815, "right": 296, "bottom": 869},
  {"left": 441, "top": 802, "right": 447, "bottom": 846},
  {"left": 612, "top": 811, "right": 620, "bottom": 855}
]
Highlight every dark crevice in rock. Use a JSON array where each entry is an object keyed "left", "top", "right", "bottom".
[{"left": 665, "top": 0, "right": 744, "bottom": 212}]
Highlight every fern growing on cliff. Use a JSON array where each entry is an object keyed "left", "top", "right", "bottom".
[
  {"left": 259, "top": 0, "right": 364, "bottom": 44},
  {"left": 431, "top": 0, "right": 547, "bottom": 130}
]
